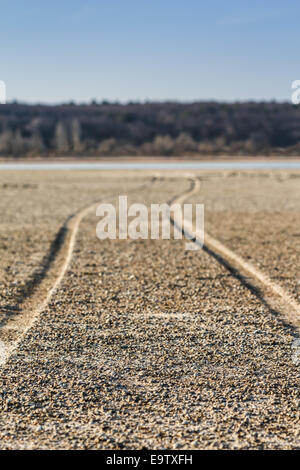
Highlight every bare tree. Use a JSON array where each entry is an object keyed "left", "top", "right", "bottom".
[
  {"left": 71, "top": 118, "right": 82, "bottom": 153},
  {"left": 55, "top": 121, "right": 69, "bottom": 153},
  {"left": 0, "top": 128, "right": 14, "bottom": 154}
]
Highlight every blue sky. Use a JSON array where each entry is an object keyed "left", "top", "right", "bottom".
[{"left": 1, "top": 0, "right": 299, "bottom": 103}]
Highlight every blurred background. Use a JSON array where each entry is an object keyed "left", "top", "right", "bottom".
[{"left": 1, "top": 0, "right": 300, "bottom": 158}]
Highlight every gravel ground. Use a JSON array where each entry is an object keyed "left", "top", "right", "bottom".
[
  {"left": 188, "top": 171, "right": 300, "bottom": 303},
  {"left": 0, "top": 171, "right": 149, "bottom": 324},
  {"left": 0, "top": 171, "right": 299, "bottom": 449}
]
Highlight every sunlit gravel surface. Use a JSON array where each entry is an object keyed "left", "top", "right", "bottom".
[{"left": 0, "top": 171, "right": 298, "bottom": 449}]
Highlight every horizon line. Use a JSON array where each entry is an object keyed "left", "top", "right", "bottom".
[{"left": 3, "top": 98, "right": 292, "bottom": 107}]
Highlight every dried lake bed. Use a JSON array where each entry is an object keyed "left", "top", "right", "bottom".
[{"left": 0, "top": 169, "right": 299, "bottom": 449}]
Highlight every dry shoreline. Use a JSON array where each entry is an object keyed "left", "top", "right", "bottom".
[
  {"left": 1, "top": 156, "right": 300, "bottom": 164},
  {"left": 0, "top": 170, "right": 299, "bottom": 449}
]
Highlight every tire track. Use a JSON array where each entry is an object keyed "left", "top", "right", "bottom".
[
  {"left": 171, "top": 177, "right": 300, "bottom": 330},
  {"left": 2, "top": 174, "right": 298, "bottom": 367},
  {"left": 0, "top": 178, "right": 157, "bottom": 365}
]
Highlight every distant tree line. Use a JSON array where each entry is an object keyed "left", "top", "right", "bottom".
[{"left": 1, "top": 101, "right": 300, "bottom": 157}]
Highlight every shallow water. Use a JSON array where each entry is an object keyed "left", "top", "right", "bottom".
[{"left": 1, "top": 160, "right": 300, "bottom": 171}]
